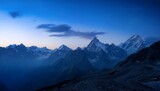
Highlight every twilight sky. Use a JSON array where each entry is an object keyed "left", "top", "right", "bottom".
[{"left": 0, "top": 0, "right": 160, "bottom": 49}]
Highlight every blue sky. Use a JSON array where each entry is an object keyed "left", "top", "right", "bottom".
[{"left": 0, "top": 0, "right": 160, "bottom": 49}]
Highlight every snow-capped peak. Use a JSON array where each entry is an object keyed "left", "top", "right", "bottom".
[
  {"left": 129, "top": 35, "right": 142, "bottom": 40},
  {"left": 58, "top": 44, "right": 72, "bottom": 51},
  {"left": 119, "top": 35, "right": 146, "bottom": 54},
  {"left": 127, "top": 35, "right": 145, "bottom": 43},
  {"left": 91, "top": 37, "right": 99, "bottom": 43},
  {"left": 87, "top": 37, "right": 108, "bottom": 53},
  {"left": 87, "top": 37, "right": 102, "bottom": 46}
]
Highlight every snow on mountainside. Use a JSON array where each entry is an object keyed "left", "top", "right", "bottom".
[
  {"left": 0, "top": 44, "right": 37, "bottom": 61},
  {"left": 119, "top": 35, "right": 146, "bottom": 54},
  {"left": 6, "top": 44, "right": 53, "bottom": 60},
  {"left": 57, "top": 44, "right": 72, "bottom": 51},
  {"left": 28, "top": 46, "right": 51, "bottom": 53},
  {"left": 86, "top": 37, "right": 127, "bottom": 69},
  {"left": 48, "top": 37, "right": 127, "bottom": 70},
  {"left": 39, "top": 41, "right": 160, "bottom": 91},
  {"left": 87, "top": 37, "right": 108, "bottom": 53},
  {"left": 28, "top": 46, "right": 52, "bottom": 59},
  {"left": 30, "top": 37, "right": 127, "bottom": 90},
  {"left": 3, "top": 44, "right": 73, "bottom": 61},
  {"left": 47, "top": 37, "right": 127, "bottom": 70},
  {"left": 119, "top": 35, "right": 159, "bottom": 54},
  {"left": 47, "top": 44, "right": 72, "bottom": 62}
]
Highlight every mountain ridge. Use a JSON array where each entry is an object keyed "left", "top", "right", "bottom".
[
  {"left": 119, "top": 35, "right": 159, "bottom": 54},
  {"left": 38, "top": 41, "right": 160, "bottom": 91}
]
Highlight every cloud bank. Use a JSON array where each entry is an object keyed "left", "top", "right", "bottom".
[{"left": 37, "top": 24, "right": 105, "bottom": 39}]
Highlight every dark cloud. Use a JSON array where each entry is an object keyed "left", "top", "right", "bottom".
[
  {"left": 37, "top": 24, "right": 105, "bottom": 39},
  {"left": 9, "top": 11, "right": 21, "bottom": 18},
  {"left": 37, "top": 24, "right": 71, "bottom": 32},
  {"left": 50, "top": 31, "right": 105, "bottom": 39}
]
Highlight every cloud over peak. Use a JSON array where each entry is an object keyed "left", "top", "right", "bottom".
[{"left": 37, "top": 24, "right": 105, "bottom": 39}]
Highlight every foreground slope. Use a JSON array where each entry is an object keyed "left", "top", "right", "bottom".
[{"left": 39, "top": 41, "right": 160, "bottom": 91}]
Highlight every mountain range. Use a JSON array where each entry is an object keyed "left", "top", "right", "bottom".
[
  {"left": 27, "top": 35, "right": 159, "bottom": 90},
  {"left": 39, "top": 40, "right": 160, "bottom": 91},
  {"left": 0, "top": 35, "right": 159, "bottom": 91},
  {"left": 0, "top": 35, "right": 158, "bottom": 62}
]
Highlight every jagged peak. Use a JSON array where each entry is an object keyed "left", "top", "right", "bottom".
[
  {"left": 58, "top": 44, "right": 72, "bottom": 51},
  {"left": 119, "top": 35, "right": 147, "bottom": 54},
  {"left": 7, "top": 43, "right": 26, "bottom": 48},
  {"left": 129, "top": 35, "right": 144, "bottom": 41},
  {"left": 130, "top": 35, "right": 141, "bottom": 38},
  {"left": 58, "top": 44, "right": 67, "bottom": 49},
  {"left": 87, "top": 37, "right": 108, "bottom": 52},
  {"left": 88, "top": 37, "right": 103, "bottom": 47},
  {"left": 121, "top": 35, "right": 145, "bottom": 45},
  {"left": 91, "top": 37, "right": 99, "bottom": 43}
]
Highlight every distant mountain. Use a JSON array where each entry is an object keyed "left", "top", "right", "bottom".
[
  {"left": 87, "top": 37, "right": 108, "bottom": 53},
  {"left": 27, "top": 38, "right": 127, "bottom": 90},
  {"left": 28, "top": 46, "right": 52, "bottom": 59},
  {"left": 117, "top": 40, "right": 160, "bottom": 68},
  {"left": 47, "top": 44, "right": 72, "bottom": 62},
  {"left": 119, "top": 35, "right": 159, "bottom": 54},
  {"left": 86, "top": 37, "right": 127, "bottom": 69},
  {"left": 48, "top": 37, "right": 127, "bottom": 70},
  {"left": 0, "top": 43, "right": 73, "bottom": 64},
  {"left": 45, "top": 37, "right": 127, "bottom": 80},
  {"left": 47, "top": 37, "right": 127, "bottom": 69},
  {"left": 39, "top": 41, "right": 160, "bottom": 91},
  {"left": 7, "top": 44, "right": 17, "bottom": 48},
  {"left": 57, "top": 44, "right": 72, "bottom": 51},
  {"left": 0, "top": 44, "right": 53, "bottom": 61},
  {"left": 0, "top": 44, "right": 37, "bottom": 61}
]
